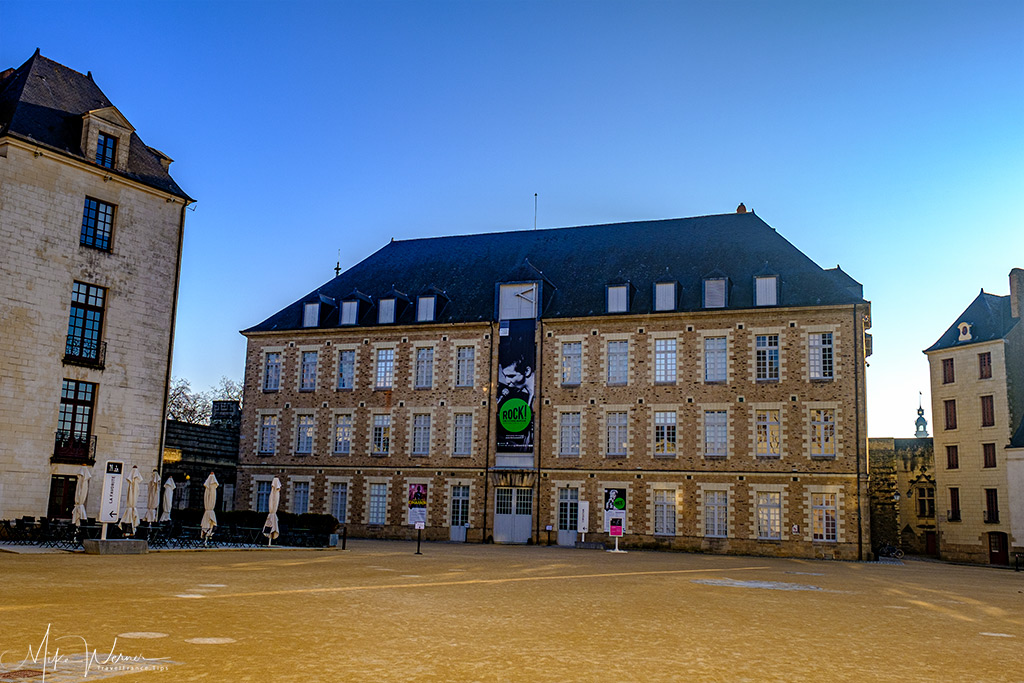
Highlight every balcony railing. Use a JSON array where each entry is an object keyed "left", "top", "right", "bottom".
[
  {"left": 983, "top": 510, "right": 1000, "bottom": 524},
  {"left": 52, "top": 431, "right": 96, "bottom": 465},
  {"left": 63, "top": 335, "right": 106, "bottom": 369},
  {"left": 947, "top": 509, "right": 961, "bottom": 522}
]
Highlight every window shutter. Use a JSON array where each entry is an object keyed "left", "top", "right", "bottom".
[
  {"left": 703, "top": 279, "right": 726, "bottom": 308},
  {"left": 303, "top": 302, "right": 319, "bottom": 327},
  {"left": 755, "top": 276, "right": 777, "bottom": 306},
  {"left": 655, "top": 283, "right": 675, "bottom": 311}
]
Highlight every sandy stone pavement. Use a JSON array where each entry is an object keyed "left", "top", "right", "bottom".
[{"left": 0, "top": 541, "right": 1022, "bottom": 682}]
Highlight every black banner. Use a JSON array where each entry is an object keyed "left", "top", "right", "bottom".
[{"left": 496, "top": 319, "right": 536, "bottom": 453}]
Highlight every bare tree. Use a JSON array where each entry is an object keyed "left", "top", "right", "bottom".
[
  {"left": 211, "top": 376, "right": 244, "bottom": 405},
  {"left": 167, "top": 377, "right": 212, "bottom": 424}
]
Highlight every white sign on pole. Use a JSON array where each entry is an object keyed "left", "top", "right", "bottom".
[
  {"left": 99, "top": 460, "right": 124, "bottom": 524},
  {"left": 577, "top": 501, "right": 590, "bottom": 534}
]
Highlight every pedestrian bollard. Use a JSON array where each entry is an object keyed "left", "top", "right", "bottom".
[
  {"left": 415, "top": 528, "right": 422, "bottom": 555},
  {"left": 341, "top": 526, "right": 347, "bottom": 550}
]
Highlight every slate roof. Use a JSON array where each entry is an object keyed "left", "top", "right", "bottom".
[
  {"left": 1010, "top": 415, "right": 1024, "bottom": 449},
  {"left": 923, "top": 291, "right": 1020, "bottom": 353},
  {"left": 0, "top": 51, "right": 190, "bottom": 199},
  {"left": 165, "top": 420, "right": 239, "bottom": 464},
  {"left": 246, "top": 212, "right": 867, "bottom": 333}
]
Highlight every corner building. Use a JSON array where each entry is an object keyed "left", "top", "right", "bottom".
[{"left": 238, "top": 209, "right": 872, "bottom": 560}]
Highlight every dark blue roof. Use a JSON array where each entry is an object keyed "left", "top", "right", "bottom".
[
  {"left": 246, "top": 212, "right": 866, "bottom": 333},
  {"left": 924, "top": 291, "right": 1020, "bottom": 353}
]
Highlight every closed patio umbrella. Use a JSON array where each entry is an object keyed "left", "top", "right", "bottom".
[
  {"left": 119, "top": 466, "right": 144, "bottom": 534},
  {"left": 264, "top": 477, "right": 281, "bottom": 546},
  {"left": 159, "top": 477, "right": 175, "bottom": 522},
  {"left": 71, "top": 466, "right": 91, "bottom": 526},
  {"left": 200, "top": 473, "right": 219, "bottom": 542},
  {"left": 144, "top": 470, "right": 160, "bottom": 523}
]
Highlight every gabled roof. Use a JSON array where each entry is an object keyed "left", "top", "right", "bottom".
[
  {"left": 924, "top": 290, "right": 1019, "bottom": 353},
  {"left": 0, "top": 51, "right": 190, "bottom": 199},
  {"left": 245, "top": 212, "right": 867, "bottom": 333}
]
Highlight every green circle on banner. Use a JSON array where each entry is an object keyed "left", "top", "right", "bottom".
[
  {"left": 614, "top": 497, "right": 625, "bottom": 510},
  {"left": 499, "top": 398, "right": 532, "bottom": 432}
]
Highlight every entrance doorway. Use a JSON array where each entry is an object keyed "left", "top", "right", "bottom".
[
  {"left": 557, "top": 487, "right": 579, "bottom": 546},
  {"left": 450, "top": 485, "right": 469, "bottom": 542},
  {"left": 988, "top": 532, "right": 1009, "bottom": 565},
  {"left": 925, "top": 530, "right": 937, "bottom": 556},
  {"left": 47, "top": 475, "right": 77, "bottom": 519},
  {"left": 493, "top": 487, "right": 532, "bottom": 543}
]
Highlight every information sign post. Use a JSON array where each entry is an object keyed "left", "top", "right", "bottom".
[{"left": 99, "top": 460, "right": 124, "bottom": 540}]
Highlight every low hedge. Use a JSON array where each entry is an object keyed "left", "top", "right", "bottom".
[{"left": 169, "top": 509, "right": 340, "bottom": 535}]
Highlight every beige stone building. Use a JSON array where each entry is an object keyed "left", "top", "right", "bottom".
[
  {"left": 924, "top": 269, "right": 1024, "bottom": 564},
  {"left": 0, "top": 52, "right": 192, "bottom": 519},
  {"left": 238, "top": 209, "right": 872, "bottom": 559}
]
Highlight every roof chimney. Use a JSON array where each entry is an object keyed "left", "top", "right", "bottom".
[
  {"left": 1010, "top": 267, "right": 1024, "bottom": 319},
  {"left": 736, "top": 203, "right": 747, "bottom": 214}
]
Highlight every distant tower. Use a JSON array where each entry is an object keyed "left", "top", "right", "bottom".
[{"left": 915, "top": 393, "right": 929, "bottom": 438}]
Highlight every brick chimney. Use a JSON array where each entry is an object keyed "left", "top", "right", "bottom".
[{"left": 1010, "top": 268, "right": 1024, "bottom": 319}]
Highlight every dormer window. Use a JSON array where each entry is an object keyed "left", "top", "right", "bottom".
[
  {"left": 498, "top": 283, "right": 537, "bottom": 320},
  {"left": 96, "top": 133, "right": 117, "bottom": 168},
  {"left": 755, "top": 276, "right": 778, "bottom": 306},
  {"left": 957, "top": 322, "right": 972, "bottom": 341},
  {"left": 417, "top": 296, "right": 436, "bottom": 322},
  {"left": 303, "top": 302, "right": 319, "bottom": 327},
  {"left": 378, "top": 298, "right": 396, "bottom": 324},
  {"left": 654, "top": 282, "right": 676, "bottom": 312},
  {"left": 703, "top": 278, "right": 727, "bottom": 308},
  {"left": 341, "top": 301, "right": 358, "bottom": 325},
  {"left": 607, "top": 285, "right": 628, "bottom": 313}
]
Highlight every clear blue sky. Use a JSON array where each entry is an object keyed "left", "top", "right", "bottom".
[{"left": 4, "top": 0, "right": 1022, "bottom": 437}]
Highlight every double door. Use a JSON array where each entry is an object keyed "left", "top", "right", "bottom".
[{"left": 493, "top": 487, "right": 532, "bottom": 544}]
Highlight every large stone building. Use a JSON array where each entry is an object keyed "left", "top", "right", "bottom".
[
  {"left": 0, "top": 52, "right": 191, "bottom": 519},
  {"left": 238, "top": 208, "right": 872, "bottom": 559},
  {"left": 924, "top": 269, "right": 1024, "bottom": 565}
]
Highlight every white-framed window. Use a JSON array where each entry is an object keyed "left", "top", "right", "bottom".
[
  {"left": 415, "top": 348, "right": 434, "bottom": 389},
  {"left": 557, "top": 487, "right": 579, "bottom": 531},
  {"left": 368, "top": 483, "right": 387, "bottom": 525},
  {"left": 417, "top": 296, "right": 436, "bottom": 322},
  {"left": 337, "top": 349, "right": 355, "bottom": 389},
  {"left": 606, "top": 411, "right": 627, "bottom": 457},
  {"left": 378, "top": 298, "right": 395, "bottom": 324},
  {"left": 704, "top": 410, "right": 727, "bottom": 457},
  {"left": 376, "top": 348, "right": 394, "bottom": 389},
  {"left": 333, "top": 414, "right": 352, "bottom": 454},
  {"left": 451, "top": 485, "right": 470, "bottom": 527},
  {"left": 654, "top": 489, "right": 676, "bottom": 536},
  {"left": 607, "top": 340, "right": 628, "bottom": 385},
  {"left": 756, "top": 334, "right": 779, "bottom": 381},
  {"left": 263, "top": 352, "right": 281, "bottom": 391},
  {"left": 757, "top": 491, "right": 781, "bottom": 539},
  {"left": 559, "top": 412, "right": 581, "bottom": 456},
  {"left": 259, "top": 415, "right": 277, "bottom": 454},
  {"left": 498, "top": 283, "right": 537, "bottom": 320},
  {"left": 654, "top": 282, "right": 676, "bottom": 311},
  {"left": 562, "top": 342, "right": 582, "bottom": 385},
  {"left": 300, "top": 351, "right": 318, "bottom": 391},
  {"left": 705, "top": 490, "right": 728, "bottom": 538},
  {"left": 255, "top": 480, "right": 271, "bottom": 513},
  {"left": 456, "top": 346, "right": 475, "bottom": 387},
  {"left": 812, "top": 492, "right": 837, "bottom": 541},
  {"left": 292, "top": 481, "right": 310, "bottom": 514},
  {"left": 756, "top": 410, "right": 781, "bottom": 457},
  {"left": 303, "top": 302, "right": 319, "bottom": 327},
  {"left": 654, "top": 411, "right": 676, "bottom": 455},
  {"left": 412, "top": 414, "right": 431, "bottom": 456},
  {"left": 704, "top": 337, "right": 726, "bottom": 383},
  {"left": 341, "top": 300, "right": 358, "bottom": 325},
  {"left": 296, "top": 415, "right": 315, "bottom": 454},
  {"left": 703, "top": 278, "right": 727, "bottom": 308},
  {"left": 810, "top": 409, "right": 835, "bottom": 457},
  {"left": 607, "top": 285, "right": 628, "bottom": 313},
  {"left": 755, "top": 276, "right": 778, "bottom": 306},
  {"left": 654, "top": 338, "right": 676, "bottom": 384},
  {"left": 810, "top": 333, "right": 834, "bottom": 380},
  {"left": 453, "top": 413, "right": 473, "bottom": 455},
  {"left": 330, "top": 483, "right": 348, "bottom": 522},
  {"left": 372, "top": 415, "right": 390, "bottom": 455}
]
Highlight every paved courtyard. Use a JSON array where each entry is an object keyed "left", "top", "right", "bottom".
[{"left": 1, "top": 541, "right": 1022, "bottom": 682}]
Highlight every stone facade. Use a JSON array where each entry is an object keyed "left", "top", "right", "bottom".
[{"left": 868, "top": 437, "right": 936, "bottom": 556}]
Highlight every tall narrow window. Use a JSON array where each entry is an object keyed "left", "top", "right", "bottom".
[
  {"left": 295, "top": 415, "right": 314, "bottom": 454},
  {"left": 654, "top": 339, "right": 676, "bottom": 384},
  {"left": 810, "top": 409, "right": 835, "bottom": 457},
  {"left": 948, "top": 488, "right": 960, "bottom": 521},
  {"left": 654, "top": 411, "right": 676, "bottom": 456},
  {"left": 368, "top": 483, "right": 387, "bottom": 525},
  {"left": 704, "top": 491, "right": 727, "bottom": 538},
  {"left": 703, "top": 278, "right": 727, "bottom": 308},
  {"left": 292, "top": 482, "right": 310, "bottom": 514},
  {"left": 916, "top": 487, "right": 935, "bottom": 518},
  {"left": 96, "top": 132, "right": 117, "bottom": 168},
  {"left": 561, "top": 342, "right": 582, "bottom": 385},
  {"left": 809, "top": 333, "right": 833, "bottom": 380},
  {"left": 66, "top": 282, "right": 105, "bottom": 364},
  {"left": 259, "top": 415, "right": 278, "bottom": 454},
  {"left": 704, "top": 410, "right": 728, "bottom": 458},
  {"left": 704, "top": 336, "right": 727, "bottom": 383},
  {"left": 456, "top": 346, "right": 475, "bottom": 387},
  {"left": 984, "top": 489, "right": 999, "bottom": 523},
  {"left": 757, "top": 491, "right": 782, "bottom": 539},
  {"left": 557, "top": 488, "right": 579, "bottom": 532},
  {"left": 755, "top": 410, "right": 780, "bottom": 457},
  {"left": 303, "top": 302, "right": 319, "bottom": 327},
  {"left": 606, "top": 412, "right": 627, "bottom": 457},
  {"left": 300, "top": 351, "right": 318, "bottom": 391},
  {"left": 942, "top": 358, "right": 955, "bottom": 384},
  {"left": 80, "top": 197, "right": 114, "bottom": 251},
  {"left": 983, "top": 443, "right": 997, "bottom": 468},
  {"left": 56, "top": 379, "right": 95, "bottom": 462},
  {"left": 607, "top": 285, "right": 628, "bottom": 313},
  {"left": 263, "top": 352, "right": 281, "bottom": 391},
  {"left": 607, "top": 340, "right": 628, "bottom": 385},
  {"left": 812, "top": 493, "right": 837, "bottom": 541},
  {"left": 415, "top": 348, "right": 434, "bottom": 389},
  {"left": 946, "top": 444, "right": 959, "bottom": 469},
  {"left": 333, "top": 415, "right": 352, "bottom": 454},
  {"left": 453, "top": 413, "right": 473, "bottom": 455},
  {"left": 756, "top": 335, "right": 779, "bottom": 381},
  {"left": 654, "top": 282, "right": 675, "bottom": 311},
  {"left": 755, "top": 276, "right": 777, "bottom": 306},
  {"left": 944, "top": 400, "right": 957, "bottom": 430},
  {"left": 378, "top": 298, "right": 395, "bottom": 324},
  {"left": 451, "top": 485, "right": 470, "bottom": 527},
  {"left": 559, "top": 412, "right": 581, "bottom": 456},
  {"left": 412, "top": 414, "right": 431, "bottom": 456},
  {"left": 372, "top": 415, "right": 390, "bottom": 455},
  {"left": 417, "top": 296, "right": 435, "bottom": 322},
  {"left": 376, "top": 348, "right": 394, "bottom": 389},
  {"left": 256, "top": 481, "right": 271, "bottom": 513},
  {"left": 340, "top": 301, "right": 358, "bottom": 325},
  {"left": 979, "top": 352, "right": 992, "bottom": 379},
  {"left": 337, "top": 350, "right": 355, "bottom": 389},
  {"left": 653, "top": 489, "right": 676, "bottom": 536},
  {"left": 981, "top": 395, "right": 995, "bottom": 427},
  {"left": 331, "top": 483, "right": 348, "bottom": 522}
]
